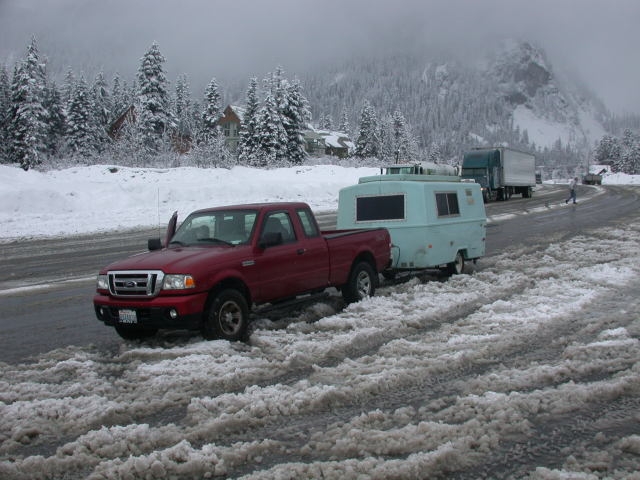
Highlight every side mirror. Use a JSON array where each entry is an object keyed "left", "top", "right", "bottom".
[
  {"left": 148, "top": 238, "right": 163, "bottom": 251},
  {"left": 259, "top": 232, "right": 283, "bottom": 249}
]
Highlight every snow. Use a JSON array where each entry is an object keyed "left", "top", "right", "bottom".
[
  {"left": 0, "top": 164, "right": 379, "bottom": 241},
  {"left": 1, "top": 163, "right": 640, "bottom": 479},
  {"left": 512, "top": 104, "right": 574, "bottom": 149}
]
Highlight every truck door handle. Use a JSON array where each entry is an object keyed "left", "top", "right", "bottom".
[{"left": 297, "top": 248, "right": 306, "bottom": 255}]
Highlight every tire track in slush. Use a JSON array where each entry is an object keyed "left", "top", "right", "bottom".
[{"left": 204, "top": 246, "right": 640, "bottom": 478}]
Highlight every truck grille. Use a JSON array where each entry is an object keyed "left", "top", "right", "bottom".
[{"left": 108, "top": 270, "right": 164, "bottom": 297}]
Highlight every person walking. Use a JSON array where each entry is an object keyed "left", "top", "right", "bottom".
[{"left": 565, "top": 177, "right": 578, "bottom": 204}]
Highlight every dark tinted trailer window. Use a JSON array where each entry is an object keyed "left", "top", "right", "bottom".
[
  {"left": 435, "top": 192, "right": 460, "bottom": 217},
  {"left": 356, "top": 194, "right": 405, "bottom": 221}
]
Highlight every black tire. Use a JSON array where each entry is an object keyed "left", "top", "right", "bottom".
[
  {"left": 203, "top": 289, "right": 249, "bottom": 341},
  {"left": 446, "top": 251, "right": 465, "bottom": 276},
  {"left": 342, "top": 261, "right": 377, "bottom": 303},
  {"left": 114, "top": 325, "right": 158, "bottom": 340}
]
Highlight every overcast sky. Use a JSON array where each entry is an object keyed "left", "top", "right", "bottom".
[{"left": 0, "top": 0, "right": 638, "bottom": 114}]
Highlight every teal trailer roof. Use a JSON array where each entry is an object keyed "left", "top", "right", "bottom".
[{"left": 359, "top": 174, "right": 461, "bottom": 184}]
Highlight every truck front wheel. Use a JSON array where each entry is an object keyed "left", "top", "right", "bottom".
[
  {"left": 203, "top": 289, "right": 249, "bottom": 341},
  {"left": 342, "top": 261, "right": 377, "bottom": 303}
]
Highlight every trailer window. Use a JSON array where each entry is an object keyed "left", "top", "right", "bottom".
[
  {"left": 435, "top": 192, "right": 460, "bottom": 217},
  {"left": 356, "top": 194, "right": 405, "bottom": 221}
]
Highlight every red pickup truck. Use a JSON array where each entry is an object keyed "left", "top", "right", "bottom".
[{"left": 94, "top": 202, "right": 391, "bottom": 341}]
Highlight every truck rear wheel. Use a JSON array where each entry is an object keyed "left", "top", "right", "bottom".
[
  {"left": 203, "top": 289, "right": 249, "bottom": 341},
  {"left": 114, "top": 325, "right": 158, "bottom": 340},
  {"left": 446, "top": 251, "right": 465, "bottom": 276},
  {"left": 342, "top": 261, "right": 377, "bottom": 303}
]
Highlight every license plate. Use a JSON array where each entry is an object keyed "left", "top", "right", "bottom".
[{"left": 118, "top": 309, "right": 138, "bottom": 324}]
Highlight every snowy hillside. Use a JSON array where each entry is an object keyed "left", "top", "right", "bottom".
[
  {"left": 300, "top": 39, "right": 611, "bottom": 161},
  {"left": 487, "top": 40, "right": 608, "bottom": 150}
]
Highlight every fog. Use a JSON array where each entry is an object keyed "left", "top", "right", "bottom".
[{"left": 0, "top": 0, "right": 638, "bottom": 113}]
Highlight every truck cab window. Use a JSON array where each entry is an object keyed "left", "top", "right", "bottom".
[
  {"left": 261, "top": 212, "right": 296, "bottom": 243},
  {"left": 297, "top": 209, "right": 320, "bottom": 237}
]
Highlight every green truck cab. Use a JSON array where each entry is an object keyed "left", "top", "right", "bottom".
[{"left": 337, "top": 164, "right": 486, "bottom": 275}]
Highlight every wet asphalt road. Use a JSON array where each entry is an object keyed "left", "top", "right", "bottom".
[{"left": 1, "top": 183, "right": 638, "bottom": 364}]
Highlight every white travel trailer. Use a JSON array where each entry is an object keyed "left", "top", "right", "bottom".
[{"left": 337, "top": 168, "right": 487, "bottom": 275}]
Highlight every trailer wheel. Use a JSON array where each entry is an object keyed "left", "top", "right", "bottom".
[
  {"left": 446, "top": 251, "right": 465, "bottom": 276},
  {"left": 115, "top": 325, "right": 158, "bottom": 340},
  {"left": 203, "top": 289, "right": 249, "bottom": 341},
  {"left": 342, "top": 261, "right": 377, "bottom": 303}
]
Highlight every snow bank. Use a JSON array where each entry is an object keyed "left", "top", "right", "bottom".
[{"left": 0, "top": 164, "right": 379, "bottom": 240}]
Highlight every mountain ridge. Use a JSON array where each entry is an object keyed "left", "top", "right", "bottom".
[{"left": 295, "top": 39, "right": 611, "bottom": 163}]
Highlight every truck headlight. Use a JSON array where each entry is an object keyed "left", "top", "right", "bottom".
[
  {"left": 163, "top": 274, "right": 196, "bottom": 290},
  {"left": 97, "top": 274, "right": 109, "bottom": 291}
]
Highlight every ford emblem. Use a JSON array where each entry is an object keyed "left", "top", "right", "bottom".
[{"left": 125, "top": 281, "right": 137, "bottom": 288}]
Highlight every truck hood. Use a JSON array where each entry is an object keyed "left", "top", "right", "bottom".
[
  {"left": 461, "top": 175, "right": 488, "bottom": 188},
  {"left": 100, "top": 245, "right": 250, "bottom": 274}
]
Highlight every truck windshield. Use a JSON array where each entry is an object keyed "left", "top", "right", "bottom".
[
  {"left": 170, "top": 210, "right": 258, "bottom": 246},
  {"left": 461, "top": 168, "right": 487, "bottom": 176}
]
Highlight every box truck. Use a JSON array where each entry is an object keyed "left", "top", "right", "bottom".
[{"left": 460, "top": 147, "right": 536, "bottom": 202}]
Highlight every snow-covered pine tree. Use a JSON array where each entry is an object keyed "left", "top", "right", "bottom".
[
  {"left": 265, "top": 67, "right": 290, "bottom": 165},
  {"left": 136, "top": 42, "right": 174, "bottom": 154},
  {"left": 282, "top": 78, "right": 309, "bottom": 165},
  {"left": 256, "top": 91, "right": 287, "bottom": 167},
  {"left": 62, "top": 69, "right": 75, "bottom": 106},
  {"left": 594, "top": 134, "right": 621, "bottom": 168},
  {"left": 90, "top": 71, "right": 111, "bottom": 151},
  {"left": 8, "top": 37, "right": 49, "bottom": 170},
  {"left": 378, "top": 114, "right": 393, "bottom": 161},
  {"left": 0, "top": 65, "right": 11, "bottom": 162},
  {"left": 191, "top": 76, "right": 232, "bottom": 168},
  {"left": 238, "top": 77, "right": 261, "bottom": 165},
  {"left": 174, "top": 73, "right": 193, "bottom": 138},
  {"left": 318, "top": 113, "right": 332, "bottom": 130},
  {"left": 43, "top": 80, "right": 65, "bottom": 156},
  {"left": 629, "top": 134, "right": 640, "bottom": 175},
  {"left": 428, "top": 141, "right": 443, "bottom": 163},
  {"left": 65, "top": 75, "right": 101, "bottom": 157},
  {"left": 391, "top": 110, "right": 419, "bottom": 163},
  {"left": 338, "top": 104, "right": 350, "bottom": 136},
  {"left": 355, "top": 100, "right": 379, "bottom": 159},
  {"left": 91, "top": 72, "right": 111, "bottom": 128},
  {"left": 111, "top": 73, "right": 134, "bottom": 119},
  {"left": 619, "top": 129, "right": 640, "bottom": 174},
  {"left": 199, "top": 77, "right": 221, "bottom": 143},
  {"left": 111, "top": 73, "right": 124, "bottom": 117}
]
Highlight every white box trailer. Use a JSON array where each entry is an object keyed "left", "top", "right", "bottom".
[{"left": 503, "top": 148, "right": 537, "bottom": 185}]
